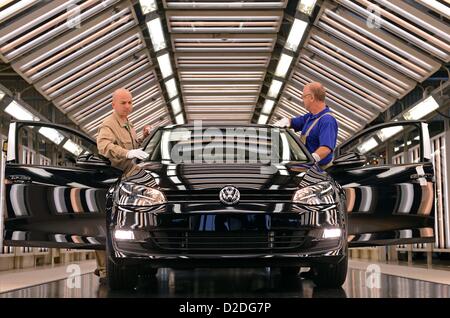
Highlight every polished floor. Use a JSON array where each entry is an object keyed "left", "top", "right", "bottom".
[{"left": 1, "top": 266, "right": 449, "bottom": 298}]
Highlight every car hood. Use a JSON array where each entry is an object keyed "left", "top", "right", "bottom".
[{"left": 121, "top": 162, "right": 331, "bottom": 191}]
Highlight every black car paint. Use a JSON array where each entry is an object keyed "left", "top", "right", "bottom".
[{"left": 2, "top": 122, "right": 435, "bottom": 269}]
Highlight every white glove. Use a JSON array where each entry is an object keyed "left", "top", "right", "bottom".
[
  {"left": 126, "top": 149, "right": 149, "bottom": 160},
  {"left": 273, "top": 118, "right": 290, "bottom": 128},
  {"left": 312, "top": 153, "right": 321, "bottom": 162}
]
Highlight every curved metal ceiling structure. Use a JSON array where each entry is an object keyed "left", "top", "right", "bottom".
[
  {"left": 270, "top": 0, "right": 449, "bottom": 144},
  {"left": 0, "top": 0, "right": 449, "bottom": 144},
  {"left": 0, "top": 0, "right": 171, "bottom": 140}
]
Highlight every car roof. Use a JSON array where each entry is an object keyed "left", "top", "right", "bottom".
[{"left": 160, "top": 123, "right": 277, "bottom": 129}]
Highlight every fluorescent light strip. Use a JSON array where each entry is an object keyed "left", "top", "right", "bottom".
[
  {"left": 171, "top": 98, "right": 182, "bottom": 115},
  {"left": 165, "top": 78, "right": 178, "bottom": 98},
  {"left": 171, "top": 27, "right": 277, "bottom": 33},
  {"left": 274, "top": 53, "right": 293, "bottom": 78},
  {"left": 4, "top": 100, "right": 40, "bottom": 121},
  {"left": 261, "top": 100, "right": 275, "bottom": 115},
  {"left": 285, "top": 19, "right": 308, "bottom": 52},
  {"left": 185, "top": 101, "right": 255, "bottom": 106},
  {"left": 157, "top": 53, "right": 173, "bottom": 79},
  {"left": 165, "top": 1, "right": 286, "bottom": 9},
  {"left": 147, "top": 17, "right": 167, "bottom": 52},
  {"left": 175, "top": 113, "right": 185, "bottom": 124},
  {"left": 267, "top": 80, "right": 283, "bottom": 98},
  {"left": 139, "top": 0, "right": 157, "bottom": 14},
  {"left": 298, "top": 0, "right": 317, "bottom": 15},
  {"left": 258, "top": 114, "right": 269, "bottom": 124},
  {"left": 403, "top": 96, "right": 440, "bottom": 120},
  {"left": 169, "top": 15, "right": 281, "bottom": 20}
]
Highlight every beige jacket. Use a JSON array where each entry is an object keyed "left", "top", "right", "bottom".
[{"left": 96, "top": 112, "right": 140, "bottom": 172}]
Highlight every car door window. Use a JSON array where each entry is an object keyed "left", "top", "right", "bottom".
[
  {"left": 16, "top": 123, "right": 98, "bottom": 167},
  {"left": 338, "top": 122, "right": 425, "bottom": 166}
]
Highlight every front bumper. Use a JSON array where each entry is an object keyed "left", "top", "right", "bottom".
[{"left": 108, "top": 203, "right": 346, "bottom": 267}]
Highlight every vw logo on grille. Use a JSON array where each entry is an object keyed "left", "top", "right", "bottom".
[{"left": 219, "top": 186, "right": 240, "bottom": 205}]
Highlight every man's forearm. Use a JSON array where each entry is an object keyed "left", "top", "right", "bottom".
[{"left": 313, "top": 146, "right": 332, "bottom": 160}]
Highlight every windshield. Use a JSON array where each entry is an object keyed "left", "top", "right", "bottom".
[{"left": 143, "top": 126, "right": 309, "bottom": 164}]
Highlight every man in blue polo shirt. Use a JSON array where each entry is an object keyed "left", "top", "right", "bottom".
[{"left": 274, "top": 82, "right": 338, "bottom": 169}]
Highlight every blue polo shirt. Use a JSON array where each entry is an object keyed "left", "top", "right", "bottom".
[{"left": 291, "top": 106, "right": 338, "bottom": 165}]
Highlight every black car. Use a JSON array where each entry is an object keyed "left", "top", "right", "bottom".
[{"left": 1, "top": 121, "right": 435, "bottom": 290}]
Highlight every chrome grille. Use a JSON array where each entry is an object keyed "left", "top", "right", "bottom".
[{"left": 147, "top": 230, "right": 306, "bottom": 252}]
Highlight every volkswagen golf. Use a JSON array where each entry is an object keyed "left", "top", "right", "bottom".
[{"left": 1, "top": 121, "right": 435, "bottom": 290}]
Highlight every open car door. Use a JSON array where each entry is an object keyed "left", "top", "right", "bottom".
[
  {"left": 329, "top": 121, "right": 435, "bottom": 247},
  {"left": 0, "top": 121, "right": 122, "bottom": 250}
]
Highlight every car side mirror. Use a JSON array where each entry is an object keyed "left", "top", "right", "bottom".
[
  {"left": 331, "top": 152, "right": 367, "bottom": 169},
  {"left": 76, "top": 153, "right": 111, "bottom": 168}
]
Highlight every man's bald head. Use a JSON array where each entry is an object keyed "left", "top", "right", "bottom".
[
  {"left": 112, "top": 88, "right": 133, "bottom": 119},
  {"left": 112, "top": 88, "right": 132, "bottom": 103}
]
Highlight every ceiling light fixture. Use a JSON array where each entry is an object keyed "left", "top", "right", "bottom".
[
  {"left": 4, "top": 100, "right": 40, "bottom": 121},
  {"left": 274, "top": 53, "right": 294, "bottom": 78},
  {"left": 261, "top": 100, "right": 275, "bottom": 115},
  {"left": 285, "top": 19, "right": 308, "bottom": 52},
  {"left": 171, "top": 98, "right": 182, "bottom": 115},
  {"left": 147, "top": 17, "right": 167, "bottom": 52},
  {"left": 139, "top": 0, "right": 158, "bottom": 14},
  {"left": 403, "top": 96, "right": 440, "bottom": 120},
  {"left": 258, "top": 114, "right": 269, "bottom": 125},
  {"left": 267, "top": 80, "right": 283, "bottom": 98},
  {"left": 297, "top": 0, "right": 317, "bottom": 16},
  {"left": 165, "top": 78, "right": 178, "bottom": 99},
  {"left": 157, "top": 53, "right": 173, "bottom": 79}
]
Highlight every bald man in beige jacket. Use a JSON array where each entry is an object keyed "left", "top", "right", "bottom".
[{"left": 94, "top": 88, "right": 151, "bottom": 281}]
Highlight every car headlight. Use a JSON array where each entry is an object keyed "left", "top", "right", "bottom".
[
  {"left": 292, "top": 181, "right": 334, "bottom": 205},
  {"left": 117, "top": 182, "right": 166, "bottom": 206}
]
